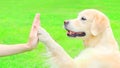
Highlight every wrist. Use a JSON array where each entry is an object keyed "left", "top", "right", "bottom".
[{"left": 24, "top": 43, "right": 34, "bottom": 51}]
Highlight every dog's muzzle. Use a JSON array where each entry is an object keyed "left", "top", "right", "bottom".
[{"left": 64, "top": 21, "right": 86, "bottom": 37}]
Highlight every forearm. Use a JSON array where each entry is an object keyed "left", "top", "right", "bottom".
[{"left": 0, "top": 43, "right": 31, "bottom": 57}]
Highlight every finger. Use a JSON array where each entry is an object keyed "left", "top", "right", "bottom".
[
  {"left": 30, "top": 13, "right": 40, "bottom": 36},
  {"left": 33, "top": 13, "right": 40, "bottom": 28},
  {"left": 29, "top": 27, "right": 37, "bottom": 38}
]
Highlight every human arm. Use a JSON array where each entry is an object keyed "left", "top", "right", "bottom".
[{"left": 0, "top": 14, "right": 40, "bottom": 57}]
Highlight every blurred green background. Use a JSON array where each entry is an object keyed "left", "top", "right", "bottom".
[{"left": 0, "top": 0, "right": 120, "bottom": 68}]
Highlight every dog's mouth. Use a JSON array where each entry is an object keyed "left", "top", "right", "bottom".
[{"left": 66, "top": 30, "right": 86, "bottom": 37}]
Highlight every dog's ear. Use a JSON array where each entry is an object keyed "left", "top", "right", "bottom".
[{"left": 90, "top": 13, "right": 109, "bottom": 36}]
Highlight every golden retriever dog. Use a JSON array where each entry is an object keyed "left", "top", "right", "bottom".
[{"left": 38, "top": 9, "right": 120, "bottom": 68}]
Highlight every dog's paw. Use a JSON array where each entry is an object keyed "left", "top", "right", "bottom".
[{"left": 38, "top": 27, "right": 52, "bottom": 43}]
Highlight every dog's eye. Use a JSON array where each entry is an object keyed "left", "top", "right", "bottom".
[{"left": 81, "top": 17, "right": 87, "bottom": 21}]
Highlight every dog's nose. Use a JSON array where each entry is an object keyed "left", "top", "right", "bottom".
[{"left": 64, "top": 20, "right": 69, "bottom": 26}]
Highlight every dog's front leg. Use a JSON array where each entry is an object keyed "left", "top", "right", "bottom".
[{"left": 38, "top": 27, "right": 75, "bottom": 68}]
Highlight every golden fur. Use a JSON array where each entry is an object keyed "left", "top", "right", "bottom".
[{"left": 38, "top": 9, "right": 120, "bottom": 68}]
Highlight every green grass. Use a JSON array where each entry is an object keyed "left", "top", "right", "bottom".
[{"left": 0, "top": 0, "right": 120, "bottom": 68}]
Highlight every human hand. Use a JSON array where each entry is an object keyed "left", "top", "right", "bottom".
[{"left": 27, "top": 13, "right": 40, "bottom": 49}]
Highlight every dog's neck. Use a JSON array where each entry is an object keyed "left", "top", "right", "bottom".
[{"left": 83, "top": 27, "right": 119, "bottom": 50}]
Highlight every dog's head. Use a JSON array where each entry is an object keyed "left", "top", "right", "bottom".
[{"left": 64, "top": 9, "right": 110, "bottom": 39}]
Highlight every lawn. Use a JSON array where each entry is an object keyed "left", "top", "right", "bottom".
[{"left": 0, "top": 0, "right": 120, "bottom": 68}]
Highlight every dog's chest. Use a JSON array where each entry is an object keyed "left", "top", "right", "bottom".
[
  {"left": 75, "top": 48, "right": 98, "bottom": 60},
  {"left": 74, "top": 48, "right": 112, "bottom": 68}
]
